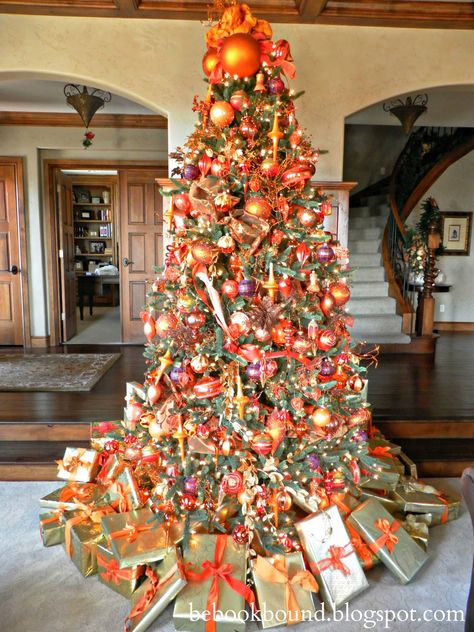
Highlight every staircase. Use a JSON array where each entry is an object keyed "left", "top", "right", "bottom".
[{"left": 348, "top": 193, "right": 411, "bottom": 344}]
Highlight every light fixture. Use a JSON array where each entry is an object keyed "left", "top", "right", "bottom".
[
  {"left": 383, "top": 94, "right": 428, "bottom": 135},
  {"left": 64, "top": 84, "right": 111, "bottom": 147}
]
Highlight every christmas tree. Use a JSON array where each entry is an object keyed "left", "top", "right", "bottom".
[{"left": 138, "top": 1, "right": 376, "bottom": 552}]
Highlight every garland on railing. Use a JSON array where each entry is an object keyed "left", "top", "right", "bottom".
[{"left": 404, "top": 197, "right": 442, "bottom": 276}]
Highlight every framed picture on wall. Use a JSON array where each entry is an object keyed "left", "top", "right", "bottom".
[{"left": 440, "top": 212, "right": 472, "bottom": 256}]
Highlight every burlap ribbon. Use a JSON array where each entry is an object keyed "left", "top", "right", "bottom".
[
  {"left": 253, "top": 556, "right": 318, "bottom": 625},
  {"left": 123, "top": 563, "right": 180, "bottom": 630},
  {"left": 184, "top": 534, "right": 256, "bottom": 632},
  {"left": 312, "top": 544, "right": 354, "bottom": 576},
  {"left": 98, "top": 554, "right": 144, "bottom": 585},
  {"left": 369, "top": 518, "right": 400, "bottom": 554}
]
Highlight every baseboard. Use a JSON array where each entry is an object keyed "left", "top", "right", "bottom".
[
  {"left": 434, "top": 322, "right": 474, "bottom": 332},
  {"left": 30, "top": 335, "right": 51, "bottom": 347}
]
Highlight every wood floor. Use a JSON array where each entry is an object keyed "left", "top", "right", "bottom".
[{"left": 0, "top": 332, "right": 472, "bottom": 478}]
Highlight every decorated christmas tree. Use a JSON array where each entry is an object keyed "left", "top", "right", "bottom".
[{"left": 40, "top": 3, "right": 460, "bottom": 630}]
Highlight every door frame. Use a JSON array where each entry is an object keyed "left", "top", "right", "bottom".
[
  {"left": 0, "top": 156, "right": 31, "bottom": 347},
  {"left": 43, "top": 159, "right": 167, "bottom": 346}
]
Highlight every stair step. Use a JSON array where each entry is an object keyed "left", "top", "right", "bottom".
[
  {"left": 351, "top": 313, "right": 404, "bottom": 334},
  {"left": 351, "top": 332, "right": 411, "bottom": 344},
  {"left": 348, "top": 227, "right": 384, "bottom": 241},
  {"left": 350, "top": 205, "right": 390, "bottom": 219},
  {"left": 396, "top": 438, "right": 474, "bottom": 477},
  {"left": 352, "top": 266, "right": 386, "bottom": 282},
  {"left": 349, "top": 216, "right": 387, "bottom": 230},
  {"left": 351, "top": 281, "right": 389, "bottom": 298},
  {"left": 350, "top": 253, "right": 382, "bottom": 268},
  {"left": 359, "top": 193, "right": 390, "bottom": 206},
  {"left": 0, "top": 440, "right": 89, "bottom": 481},
  {"left": 348, "top": 296, "right": 397, "bottom": 315},
  {"left": 348, "top": 239, "right": 380, "bottom": 254}
]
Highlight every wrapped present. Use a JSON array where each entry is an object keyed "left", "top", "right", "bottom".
[
  {"left": 90, "top": 420, "right": 125, "bottom": 450},
  {"left": 368, "top": 439, "right": 401, "bottom": 457},
  {"left": 423, "top": 492, "right": 460, "bottom": 526},
  {"left": 398, "top": 451, "right": 418, "bottom": 479},
  {"left": 288, "top": 487, "right": 319, "bottom": 514},
  {"left": 174, "top": 534, "right": 255, "bottom": 632},
  {"left": 347, "top": 498, "right": 429, "bottom": 584},
  {"left": 56, "top": 447, "right": 100, "bottom": 483},
  {"left": 372, "top": 456, "right": 405, "bottom": 475},
  {"left": 108, "top": 465, "right": 144, "bottom": 512},
  {"left": 96, "top": 453, "right": 126, "bottom": 485},
  {"left": 345, "top": 520, "right": 380, "bottom": 571},
  {"left": 125, "top": 548, "right": 187, "bottom": 632},
  {"left": 296, "top": 505, "right": 368, "bottom": 611},
  {"left": 329, "top": 492, "right": 361, "bottom": 518},
  {"left": 101, "top": 508, "right": 183, "bottom": 568},
  {"left": 126, "top": 381, "right": 147, "bottom": 402},
  {"left": 359, "top": 469, "right": 400, "bottom": 492},
  {"left": 40, "top": 508, "right": 70, "bottom": 547},
  {"left": 39, "top": 482, "right": 103, "bottom": 511},
  {"left": 398, "top": 514, "right": 430, "bottom": 551},
  {"left": 358, "top": 488, "right": 400, "bottom": 515},
  {"left": 251, "top": 553, "right": 318, "bottom": 628},
  {"left": 97, "top": 538, "right": 145, "bottom": 598},
  {"left": 393, "top": 477, "right": 460, "bottom": 524},
  {"left": 65, "top": 504, "right": 115, "bottom": 577}
]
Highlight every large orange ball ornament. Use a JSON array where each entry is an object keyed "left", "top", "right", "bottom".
[
  {"left": 329, "top": 281, "right": 351, "bottom": 307},
  {"left": 311, "top": 407, "right": 332, "bottom": 428},
  {"left": 210, "top": 101, "right": 235, "bottom": 128},
  {"left": 245, "top": 197, "right": 272, "bottom": 220},
  {"left": 221, "top": 33, "right": 261, "bottom": 78},
  {"left": 191, "top": 240, "right": 217, "bottom": 265},
  {"left": 202, "top": 48, "right": 219, "bottom": 77}
]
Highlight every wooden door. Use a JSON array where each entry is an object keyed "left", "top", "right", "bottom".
[
  {"left": 119, "top": 169, "right": 164, "bottom": 343},
  {"left": 57, "top": 172, "right": 77, "bottom": 341},
  {"left": 0, "top": 159, "right": 26, "bottom": 345}
]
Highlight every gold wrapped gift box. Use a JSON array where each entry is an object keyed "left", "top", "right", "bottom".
[
  {"left": 296, "top": 505, "right": 369, "bottom": 612},
  {"left": 108, "top": 466, "right": 144, "bottom": 512},
  {"left": 57, "top": 446, "right": 100, "bottom": 483},
  {"left": 40, "top": 509, "right": 72, "bottom": 547},
  {"left": 39, "top": 483, "right": 103, "bottom": 511},
  {"left": 125, "top": 548, "right": 187, "bottom": 632},
  {"left": 347, "top": 498, "right": 429, "bottom": 584},
  {"left": 392, "top": 477, "right": 460, "bottom": 521},
  {"left": 97, "top": 538, "right": 146, "bottom": 598},
  {"left": 101, "top": 508, "right": 183, "bottom": 568},
  {"left": 251, "top": 553, "right": 318, "bottom": 628},
  {"left": 174, "top": 534, "right": 253, "bottom": 632}
]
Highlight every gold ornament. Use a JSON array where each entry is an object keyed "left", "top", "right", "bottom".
[
  {"left": 202, "top": 48, "right": 219, "bottom": 77},
  {"left": 267, "top": 110, "right": 284, "bottom": 163},
  {"left": 221, "top": 33, "right": 261, "bottom": 78},
  {"left": 172, "top": 414, "right": 187, "bottom": 465},
  {"left": 233, "top": 374, "right": 250, "bottom": 421},
  {"left": 210, "top": 101, "right": 235, "bottom": 128},
  {"left": 262, "top": 262, "right": 279, "bottom": 301},
  {"left": 254, "top": 72, "right": 266, "bottom": 93}
]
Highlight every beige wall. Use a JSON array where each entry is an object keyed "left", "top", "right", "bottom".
[
  {"left": 0, "top": 14, "right": 474, "bottom": 337},
  {"left": 411, "top": 151, "right": 474, "bottom": 323},
  {"left": 0, "top": 125, "right": 167, "bottom": 336}
]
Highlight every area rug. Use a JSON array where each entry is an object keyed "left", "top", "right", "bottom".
[{"left": 0, "top": 353, "right": 120, "bottom": 392}]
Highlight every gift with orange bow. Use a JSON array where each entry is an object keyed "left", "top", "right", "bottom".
[
  {"left": 56, "top": 446, "right": 100, "bottom": 483},
  {"left": 296, "top": 505, "right": 368, "bottom": 611},
  {"left": 96, "top": 538, "right": 146, "bottom": 598},
  {"left": 251, "top": 553, "right": 318, "bottom": 628},
  {"left": 347, "top": 497, "right": 429, "bottom": 584}
]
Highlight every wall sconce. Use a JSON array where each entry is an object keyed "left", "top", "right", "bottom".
[{"left": 383, "top": 94, "right": 428, "bottom": 135}]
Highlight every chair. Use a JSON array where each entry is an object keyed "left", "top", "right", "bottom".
[
  {"left": 77, "top": 275, "right": 96, "bottom": 320},
  {"left": 461, "top": 468, "right": 474, "bottom": 632}
]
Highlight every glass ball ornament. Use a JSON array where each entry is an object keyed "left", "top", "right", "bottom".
[
  {"left": 202, "top": 48, "right": 219, "bottom": 77},
  {"left": 329, "top": 281, "right": 351, "bottom": 306},
  {"left": 191, "top": 240, "right": 216, "bottom": 265},
  {"left": 317, "top": 329, "right": 337, "bottom": 351},
  {"left": 173, "top": 193, "right": 192, "bottom": 215},
  {"left": 220, "top": 471, "right": 244, "bottom": 495},
  {"left": 193, "top": 376, "right": 223, "bottom": 399},
  {"left": 319, "top": 357, "right": 336, "bottom": 377},
  {"left": 315, "top": 243, "right": 335, "bottom": 264},
  {"left": 147, "top": 383, "right": 162, "bottom": 405},
  {"left": 217, "top": 235, "right": 235, "bottom": 254},
  {"left": 230, "top": 90, "right": 250, "bottom": 111},
  {"left": 219, "top": 436, "right": 236, "bottom": 456},
  {"left": 264, "top": 359, "right": 278, "bottom": 377},
  {"left": 232, "top": 524, "right": 250, "bottom": 545},
  {"left": 183, "top": 164, "right": 200, "bottom": 181},
  {"left": 186, "top": 310, "right": 206, "bottom": 329},
  {"left": 251, "top": 432, "right": 273, "bottom": 455},
  {"left": 180, "top": 493, "right": 197, "bottom": 511},
  {"left": 275, "top": 489, "right": 292, "bottom": 511},
  {"left": 296, "top": 206, "right": 319, "bottom": 228},
  {"left": 183, "top": 476, "right": 198, "bottom": 494},
  {"left": 246, "top": 362, "right": 262, "bottom": 381},
  {"left": 348, "top": 374, "right": 364, "bottom": 393},
  {"left": 210, "top": 101, "right": 235, "bottom": 128},
  {"left": 190, "top": 354, "right": 209, "bottom": 374},
  {"left": 240, "top": 115, "right": 258, "bottom": 140},
  {"left": 254, "top": 327, "right": 271, "bottom": 342},
  {"left": 261, "top": 159, "right": 279, "bottom": 177},
  {"left": 221, "top": 33, "right": 261, "bottom": 78},
  {"left": 268, "top": 77, "right": 285, "bottom": 94},
  {"left": 311, "top": 406, "right": 332, "bottom": 428},
  {"left": 229, "top": 311, "right": 251, "bottom": 335},
  {"left": 245, "top": 197, "right": 272, "bottom": 220},
  {"left": 221, "top": 279, "right": 239, "bottom": 299},
  {"left": 155, "top": 312, "right": 178, "bottom": 337},
  {"left": 238, "top": 278, "right": 257, "bottom": 299}
]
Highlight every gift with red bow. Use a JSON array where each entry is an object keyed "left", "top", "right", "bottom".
[
  {"left": 124, "top": 548, "right": 187, "bottom": 632},
  {"left": 174, "top": 534, "right": 255, "bottom": 632},
  {"left": 296, "top": 505, "right": 368, "bottom": 611},
  {"left": 347, "top": 497, "right": 429, "bottom": 584},
  {"left": 97, "top": 537, "right": 145, "bottom": 598},
  {"left": 101, "top": 508, "right": 183, "bottom": 568},
  {"left": 56, "top": 446, "right": 100, "bottom": 483}
]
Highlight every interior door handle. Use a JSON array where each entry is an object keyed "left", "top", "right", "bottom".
[
  {"left": 10, "top": 265, "right": 19, "bottom": 275},
  {"left": 122, "top": 257, "right": 134, "bottom": 267}
]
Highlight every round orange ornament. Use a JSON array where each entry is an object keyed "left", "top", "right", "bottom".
[
  {"left": 202, "top": 48, "right": 219, "bottom": 77},
  {"left": 191, "top": 240, "right": 217, "bottom": 265},
  {"left": 155, "top": 312, "right": 178, "bottom": 337},
  {"left": 348, "top": 374, "right": 364, "bottom": 393},
  {"left": 210, "top": 101, "right": 234, "bottom": 128},
  {"left": 329, "top": 281, "right": 351, "bottom": 306},
  {"left": 311, "top": 406, "right": 332, "bottom": 428},
  {"left": 221, "top": 33, "right": 261, "bottom": 78},
  {"left": 275, "top": 489, "right": 292, "bottom": 512},
  {"left": 245, "top": 197, "right": 272, "bottom": 220}
]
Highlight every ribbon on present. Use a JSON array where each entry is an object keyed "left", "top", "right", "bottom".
[
  {"left": 111, "top": 481, "right": 134, "bottom": 513},
  {"left": 108, "top": 521, "right": 155, "bottom": 545},
  {"left": 40, "top": 507, "right": 66, "bottom": 529},
  {"left": 92, "top": 421, "right": 121, "bottom": 435},
  {"left": 65, "top": 503, "right": 115, "bottom": 558},
  {"left": 253, "top": 555, "right": 318, "bottom": 625},
  {"left": 368, "top": 446, "right": 395, "bottom": 459},
  {"left": 59, "top": 483, "right": 96, "bottom": 504},
  {"left": 98, "top": 554, "right": 144, "bottom": 585},
  {"left": 123, "top": 563, "right": 181, "bottom": 630},
  {"left": 330, "top": 493, "right": 351, "bottom": 517},
  {"left": 346, "top": 522, "right": 374, "bottom": 570},
  {"left": 369, "top": 518, "right": 400, "bottom": 554},
  {"left": 184, "top": 534, "right": 256, "bottom": 632},
  {"left": 97, "top": 454, "right": 125, "bottom": 485},
  {"left": 57, "top": 449, "right": 94, "bottom": 474},
  {"left": 312, "top": 544, "right": 354, "bottom": 576}
]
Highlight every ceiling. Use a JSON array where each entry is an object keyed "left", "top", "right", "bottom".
[
  {"left": 0, "top": 0, "right": 473, "bottom": 28},
  {"left": 346, "top": 86, "right": 474, "bottom": 128},
  {"left": 0, "top": 79, "right": 153, "bottom": 114}
]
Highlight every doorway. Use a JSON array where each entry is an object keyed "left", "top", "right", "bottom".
[{"left": 44, "top": 160, "right": 167, "bottom": 346}]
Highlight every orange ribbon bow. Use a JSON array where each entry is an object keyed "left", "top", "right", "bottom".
[
  {"left": 97, "top": 554, "right": 144, "bottom": 585},
  {"left": 57, "top": 450, "right": 93, "bottom": 474},
  {"left": 59, "top": 483, "right": 96, "bottom": 505},
  {"left": 368, "top": 446, "right": 395, "bottom": 459},
  {"left": 313, "top": 544, "right": 354, "bottom": 576},
  {"left": 330, "top": 493, "right": 351, "bottom": 517},
  {"left": 345, "top": 522, "right": 374, "bottom": 570},
  {"left": 65, "top": 503, "right": 115, "bottom": 558},
  {"left": 369, "top": 518, "right": 400, "bottom": 554},
  {"left": 184, "top": 535, "right": 256, "bottom": 632},
  {"left": 108, "top": 521, "right": 155, "bottom": 544},
  {"left": 253, "top": 555, "right": 318, "bottom": 625},
  {"left": 123, "top": 563, "right": 180, "bottom": 630}
]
